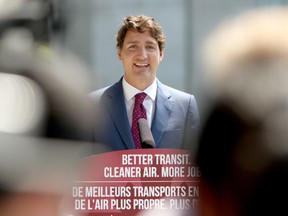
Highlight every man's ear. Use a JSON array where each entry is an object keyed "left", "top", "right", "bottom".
[
  {"left": 160, "top": 51, "right": 164, "bottom": 61},
  {"left": 117, "top": 48, "right": 122, "bottom": 60}
]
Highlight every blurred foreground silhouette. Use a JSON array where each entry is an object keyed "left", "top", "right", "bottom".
[
  {"left": 0, "top": 1, "right": 107, "bottom": 215},
  {"left": 196, "top": 6, "right": 288, "bottom": 216}
]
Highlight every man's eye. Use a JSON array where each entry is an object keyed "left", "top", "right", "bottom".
[
  {"left": 147, "top": 45, "right": 156, "bottom": 50},
  {"left": 128, "top": 45, "right": 136, "bottom": 49}
]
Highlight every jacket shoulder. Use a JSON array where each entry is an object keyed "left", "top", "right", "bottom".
[
  {"left": 90, "top": 86, "right": 110, "bottom": 97},
  {"left": 160, "top": 83, "right": 194, "bottom": 100}
]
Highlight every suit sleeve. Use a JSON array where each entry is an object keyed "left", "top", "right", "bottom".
[{"left": 183, "top": 95, "right": 200, "bottom": 151}]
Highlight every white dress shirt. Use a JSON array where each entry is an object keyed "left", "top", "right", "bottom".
[{"left": 122, "top": 78, "right": 157, "bottom": 128}]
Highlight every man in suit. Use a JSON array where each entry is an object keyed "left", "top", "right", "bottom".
[{"left": 90, "top": 15, "right": 199, "bottom": 151}]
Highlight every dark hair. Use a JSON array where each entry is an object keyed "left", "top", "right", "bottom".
[{"left": 116, "top": 15, "right": 165, "bottom": 52}]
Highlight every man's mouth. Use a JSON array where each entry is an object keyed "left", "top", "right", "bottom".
[{"left": 134, "top": 63, "right": 149, "bottom": 67}]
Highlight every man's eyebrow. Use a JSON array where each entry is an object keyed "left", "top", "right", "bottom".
[
  {"left": 124, "top": 42, "right": 137, "bottom": 47},
  {"left": 126, "top": 40, "right": 138, "bottom": 44},
  {"left": 126, "top": 40, "right": 157, "bottom": 44},
  {"left": 146, "top": 40, "right": 157, "bottom": 44}
]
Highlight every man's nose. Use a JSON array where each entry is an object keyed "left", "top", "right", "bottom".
[{"left": 137, "top": 47, "right": 148, "bottom": 59}]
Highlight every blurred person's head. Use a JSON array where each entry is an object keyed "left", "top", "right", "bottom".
[
  {"left": 201, "top": 6, "right": 288, "bottom": 97},
  {"left": 196, "top": 6, "right": 288, "bottom": 216},
  {"left": 116, "top": 15, "right": 165, "bottom": 90}
]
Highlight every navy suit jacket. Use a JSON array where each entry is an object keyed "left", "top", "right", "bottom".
[{"left": 90, "top": 77, "right": 200, "bottom": 151}]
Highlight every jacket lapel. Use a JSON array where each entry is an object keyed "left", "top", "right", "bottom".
[
  {"left": 151, "top": 81, "right": 173, "bottom": 147},
  {"left": 103, "top": 78, "right": 135, "bottom": 149}
]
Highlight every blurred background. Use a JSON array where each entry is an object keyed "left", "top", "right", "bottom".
[
  {"left": 61, "top": 0, "right": 288, "bottom": 105},
  {"left": 2, "top": 0, "right": 287, "bottom": 99}
]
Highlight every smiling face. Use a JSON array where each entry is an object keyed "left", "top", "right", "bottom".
[{"left": 118, "top": 29, "right": 164, "bottom": 90}]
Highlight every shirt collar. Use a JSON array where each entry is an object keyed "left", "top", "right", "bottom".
[{"left": 122, "top": 77, "right": 157, "bottom": 102}]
